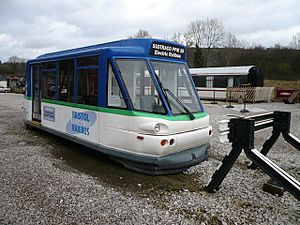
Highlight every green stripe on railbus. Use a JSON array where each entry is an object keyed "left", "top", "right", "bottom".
[{"left": 40, "top": 98, "right": 208, "bottom": 121}]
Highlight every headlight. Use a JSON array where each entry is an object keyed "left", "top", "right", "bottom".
[
  {"left": 138, "top": 122, "right": 168, "bottom": 134},
  {"left": 154, "top": 123, "right": 161, "bottom": 132}
]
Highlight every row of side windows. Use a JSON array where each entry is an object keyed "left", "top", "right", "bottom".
[
  {"left": 39, "top": 56, "right": 127, "bottom": 109},
  {"left": 42, "top": 56, "right": 98, "bottom": 106}
]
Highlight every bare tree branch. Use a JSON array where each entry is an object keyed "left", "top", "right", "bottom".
[
  {"left": 170, "top": 32, "right": 184, "bottom": 44},
  {"left": 8, "top": 56, "right": 26, "bottom": 64},
  {"left": 186, "top": 18, "right": 225, "bottom": 65},
  {"left": 203, "top": 18, "right": 225, "bottom": 48},
  {"left": 185, "top": 18, "right": 225, "bottom": 48},
  {"left": 128, "top": 29, "right": 152, "bottom": 38},
  {"left": 224, "top": 32, "right": 242, "bottom": 48},
  {"left": 185, "top": 20, "right": 204, "bottom": 47},
  {"left": 289, "top": 32, "right": 300, "bottom": 50}
]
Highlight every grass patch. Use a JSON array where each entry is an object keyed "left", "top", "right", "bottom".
[{"left": 264, "top": 80, "right": 300, "bottom": 89}]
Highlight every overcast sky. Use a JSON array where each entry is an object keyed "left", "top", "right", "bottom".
[{"left": 0, "top": 0, "right": 299, "bottom": 62}]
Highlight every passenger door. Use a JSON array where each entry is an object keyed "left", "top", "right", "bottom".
[{"left": 32, "top": 65, "right": 41, "bottom": 121}]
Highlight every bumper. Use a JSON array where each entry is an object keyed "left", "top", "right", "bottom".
[{"left": 111, "top": 143, "right": 210, "bottom": 175}]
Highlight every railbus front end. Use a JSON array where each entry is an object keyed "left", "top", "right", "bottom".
[{"left": 23, "top": 39, "right": 212, "bottom": 174}]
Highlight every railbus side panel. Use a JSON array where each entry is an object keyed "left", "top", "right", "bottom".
[
  {"left": 40, "top": 102, "right": 100, "bottom": 145},
  {"left": 23, "top": 98, "right": 32, "bottom": 121}
]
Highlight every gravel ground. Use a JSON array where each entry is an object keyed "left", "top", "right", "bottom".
[{"left": 0, "top": 93, "right": 299, "bottom": 225}]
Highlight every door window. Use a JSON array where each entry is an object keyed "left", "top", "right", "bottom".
[{"left": 107, "top": 63, "right": 126, "bottom": 108}]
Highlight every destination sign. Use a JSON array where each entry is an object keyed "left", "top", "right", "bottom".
[{"left": 150, "top": 42, "right": 185, "bottom": 60}]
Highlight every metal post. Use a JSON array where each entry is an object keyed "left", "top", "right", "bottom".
[
  {"left": 248, "top": 131, "right": 280, "bottom": 169},
  {"left": 274, "top": 111, "right": 300, "bottom": 151},
  {"left": 211, "top": 89, "right": 218, "bottom": 104},
  {"left": 226, "top": 89, "right": 234, "bottom": 108},
  {"left": 283, "top": 133, "right": 300, "bottom": 151},
  {"left": 205, "top": 144, "right": 243, "bottom": 192},
  {"left": 206, "top": 118, "right": 253, "bottom": 192},
  {"left": 240, "top": 90, "right": 249, "bottom": 113}
]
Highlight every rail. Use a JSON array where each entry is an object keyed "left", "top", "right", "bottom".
[
  {"left": 196, "top": 88, "right": 226, "bottom": 104},
  {"left": 206, "top": 111, "right": 300, "bottom": 201},
  {"left": 196, "top": 87, "right": 274, "bottom": 102}
]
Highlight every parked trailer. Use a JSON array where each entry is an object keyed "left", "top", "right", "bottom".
[
  {"left": 23, "top": 38, "right": 212, "bottom": 175},
  {"left": 190, "top": 66, "right": 263, "bottom": 100}
]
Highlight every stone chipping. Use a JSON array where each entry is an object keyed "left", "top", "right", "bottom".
[{"left": 0, "top": 94, "right": 299, "bottom": 225}]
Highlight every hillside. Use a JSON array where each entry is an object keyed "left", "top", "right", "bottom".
[{"left": 188, "top": 47, "right": 300, "bottom": 81}]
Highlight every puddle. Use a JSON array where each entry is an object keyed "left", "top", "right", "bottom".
[{"left": 47, "top": 135, "right": 203, "bottom": 196}]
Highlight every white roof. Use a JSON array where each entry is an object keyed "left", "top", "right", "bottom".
[{"left": 190, "top": 65, "right": 255, "bottom": 76}]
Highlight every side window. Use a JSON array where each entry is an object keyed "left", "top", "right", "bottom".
[
  {"left": 59, "top": 60, "right": 74, "bottom": 102},
  {"left": 77, "top": 69, "right": 98, "bottom": 106},
  {"left": 43, "top": 62, "right": 56, "bottom": 70},
  {"left": 78, "top": 56, "right": 98, "bottom": 67},
  {"left": 75, "top": 56, "right": 99, "bottom": 106},
  {"left": 228, "top": 77, "right": 234, "bottom": 88},
  {"left": 42, "top": 62, "right": 56, "bottom": 99},
  {"left": 107, "top": 63, "right": 126, "bottom": 108},
  {"left": 235, "top": 77, "right": 241, "bottom": 86},
  {"left": 206, "top": 76, "right": 214, "bottom": 88},
  {"left": 43, "top": 70, "right": 56, "bottom": 99}
]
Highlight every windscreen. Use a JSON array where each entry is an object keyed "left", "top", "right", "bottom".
[
  {"left": 116, "top": 59, "right": 166, "bottom": 114},
  {"left": 151, "top": 61, "right": 201, "bottom": 114}
]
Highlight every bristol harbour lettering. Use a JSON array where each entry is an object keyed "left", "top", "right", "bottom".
[{"left": 71, "top": 111, "right": 90, "bottom": 135}]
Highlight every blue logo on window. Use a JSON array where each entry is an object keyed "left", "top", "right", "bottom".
[{"left": 66, "top": 111, "right": 97, "bottom": 135}]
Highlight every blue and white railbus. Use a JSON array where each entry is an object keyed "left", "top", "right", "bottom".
[{"left": 23, "top": 38, "right": 212, "bottom": 174}]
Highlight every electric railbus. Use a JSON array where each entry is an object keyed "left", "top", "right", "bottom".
[{"left": 23, "top": 38, "right": 212, "bottom": 174}]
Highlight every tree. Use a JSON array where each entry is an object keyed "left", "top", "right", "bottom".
[
  {"left": 185, "top": 20, "right": 204, "bottom": 47},
  {"left": 202, "top": 18, "right": 225, "bottom": 49},
  {"left": 183, "top": 33, "right": 193, "bottom": 47},
  {"left": 194, "top": 44, "right": 204, "bottom": 67},
  {"left": 224, "top": 32, "right": 239, "bottom": 48},
  {"left": 8, "top": 56, "right": 25, "bottom": 64},
  {"left": 129, "top": 29, "right": 152, "bottom": 38},
  {"left": 170, "top": 32, "right": 184, "bottom": 44},
  {"left": 186, "top": 18, "right": 225, "bottom": 65},
  {"left": 7, "top": 56, "right": 26, "bottom": 74},
  {"left": 289, "top": 32, "right": 300, "bottom": 50},
  {"left": 238, "top": 39, "right": 250, "bottom": 49},
  {"left": 223, "top": 32, "right": 252, "bottom": 49}
]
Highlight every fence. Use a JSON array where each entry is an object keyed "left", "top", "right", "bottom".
[
  {"left": 197, "top": 88, "right": 227, "bottom": 100},
  {"left": 226, "top": 87, "right": 274, "bottom": 103}
]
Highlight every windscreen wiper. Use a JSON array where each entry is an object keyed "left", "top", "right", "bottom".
[
  {"left": 164, "top": 88, "right": 195, "bottom": 120},
  {"left": 153, "top": 72, "right": 195, "bottom": 120},
  {"left": 153, "top": 72, "right": 172, "bottom": 109}
]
